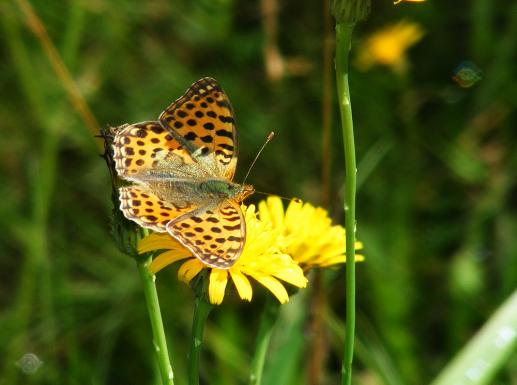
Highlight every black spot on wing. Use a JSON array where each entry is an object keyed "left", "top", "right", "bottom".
[
  {"left": 216, "top": 129, "right": 233, "bottom": 139},
  {"left": 223, "top": 224, "right": 241, "bottom": 231},
  {"left": 151, "top": 126, "right": 164, "bottom": 134},
  {"left": 218, "top": 143, "right": 234, "bottom": 151},
  {"left": 215, "top": 150, "right": 232, "bottom": 159},
  {"left": 184, "top": 132, "right": 197, "bottom": 141}
]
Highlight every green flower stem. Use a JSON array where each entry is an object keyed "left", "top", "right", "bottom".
[
  {"left": 335, "top": 22, "right": 357, "bottom": 385},
  {"left": 249, "top": 298, "right": 280, "bottom": 385},
  {"left": 189, "top": 297, "right": 214, "bottom": 385},
  {"left": 430, "top": 288, "right": 517, "bottom": 385},
  {"left": 137, "top": 257, "right": 175, "bottom": 385}
]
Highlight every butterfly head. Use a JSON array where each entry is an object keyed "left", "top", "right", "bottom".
[{"left": 236, "top": 184, "right": 255, "bottom": 203}]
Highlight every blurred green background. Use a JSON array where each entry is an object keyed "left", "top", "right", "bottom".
[{"left": 1, "top": 0, "right": 516, "bottom": 384}]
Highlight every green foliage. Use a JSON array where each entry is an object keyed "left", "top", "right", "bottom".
[{"left": 0, "top": 0, "right": 516, "bottom": 384}]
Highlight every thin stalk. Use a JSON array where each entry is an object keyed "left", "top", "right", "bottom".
[
  {"left": 15, "top": 0, "right": 101, "bottom": 146},
  {"left": 249, "top": 298, "right": 280, "bottom": 385},
  {"left": 321, "top": 0, "right": 334, "bottom": 207},
  {"left": 189, "top": 297, "right": 213, "bottom": 385},
  {"left": 137, "top": 257, "right": 175, "bottom": 385},
  {"left": 308, "top": 1, "right": 335, "bottom": 378},
  {"left": 335, "top": 22, "right": 357, "bottom": 385}
]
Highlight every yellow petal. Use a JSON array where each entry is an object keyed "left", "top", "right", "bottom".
[
  {"left": 250, "top": 274, "right": 289, "bottom": 304},
  {"left": 349, "top": 254, "right": 365, "bottom": 263},
  {"left": 257, "top": 201, "right": 271, "bottom": 224},
  {"left": 209, "top": 269, "right": 229, "bottom": 305},
  {"left": 312, "top": 254, "right": 365, "bottom": 267},
  {"left": 229, "top": 270, "right": 253, "bottom": 302},
  {"left": 269, "top": 257, "right": 308, "bottom": 288},
  {"left": 259, "top": 197, "right": 285, "bottom": 228},
  {"left": 138, "top": 233, "right": 187, "bottom": 254},
  {"left": 177, "top": 259, "right": 204, "bottom": 284},
  {"left": 150, "top": 250, "right": 191, "bottom": 274},
  {"left": 283, "top": 202, "right": 307, "bottom": 235}
]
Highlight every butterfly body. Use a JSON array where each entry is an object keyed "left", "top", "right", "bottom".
[
  {"left": 197, "top": 179, "right": 254, "bottom": 200},
  {"left": 134, "top": 178, "right": 253, "bottom": 208},
  {"left": 112, "top": 78, "right": 253, "bottom": 269}
]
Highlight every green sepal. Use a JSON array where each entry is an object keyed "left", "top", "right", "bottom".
[
  {"left": 100, "top": 125, "right": 148, "bottom": 262},
  {"left": 190, "top": 270, "right": 210, "bottom": 302}
]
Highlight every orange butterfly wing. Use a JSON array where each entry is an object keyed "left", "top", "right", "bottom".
[
  {"left": 166, "top": 200, "right": 245, "bottom": 268},
  {"left": 159, "top": 77, "right": 238, "bottom": 180}
]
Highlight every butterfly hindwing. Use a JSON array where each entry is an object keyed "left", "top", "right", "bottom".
[
  {"left": 119, "top": 186, "right": 197, "bottom": 232},
  {"left": 166, "top": 199, "right": 245, "bottom": 269},
  {"left": 159, "top": 77, "right": 238, "bottom": 180}
]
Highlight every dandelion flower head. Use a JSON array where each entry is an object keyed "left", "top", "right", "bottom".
[
  {"left": 355, "top": 21, "right": 424, "bottom": 73},
  {"left": 258, "top": 197, "right": 363, "bottom": 270},
  {"left": 138, "top": 204, "right": 307, "bottom": 305}
]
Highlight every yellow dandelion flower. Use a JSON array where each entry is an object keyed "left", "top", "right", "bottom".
[
  {"left": 355, "top": 21, "right": 424, "bottom": 73},
  {"left": 138, "top": 204, "right": 307, "bottom": 305},
  {"left": 258, "top": 197, "right": 364, "bottom": 270}
]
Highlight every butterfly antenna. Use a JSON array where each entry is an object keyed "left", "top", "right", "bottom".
[
  {"left": 242, "top": 131, "right": 275, "bottom": 185},
  {"left": 254, "top": 190, "right": 301, "bottom": 203}
]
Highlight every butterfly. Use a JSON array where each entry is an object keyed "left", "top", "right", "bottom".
[{"left": 112, "top": 78, "right": 254, "bottom": 269}]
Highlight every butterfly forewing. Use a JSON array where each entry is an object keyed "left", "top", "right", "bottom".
[
  {"left": 113, "top": 121, "right": 194, "bottom": 180},
  {"left": 159, "top": 77, "right": 238, "bottom": 180},
  {"left": 166, "top": 200, "right": 245, "bottom": 269}
]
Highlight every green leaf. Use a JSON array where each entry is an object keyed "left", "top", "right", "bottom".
[{"left": 431, "top": 289, "right": 517, "bottom": 385}]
